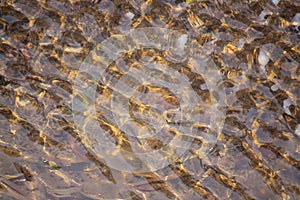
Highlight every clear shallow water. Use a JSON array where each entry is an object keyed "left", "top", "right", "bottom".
[{"left": 0, "top": 0, "right": 300, "bottom": 199}]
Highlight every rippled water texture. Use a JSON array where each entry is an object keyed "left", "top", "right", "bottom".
[{"left": 0, "top": 0, "right": 300, "bottom": 199}]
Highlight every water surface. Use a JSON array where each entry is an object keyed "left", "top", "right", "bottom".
[{"left": 0, "top": 0, "right": 300, "bottom": 199}]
